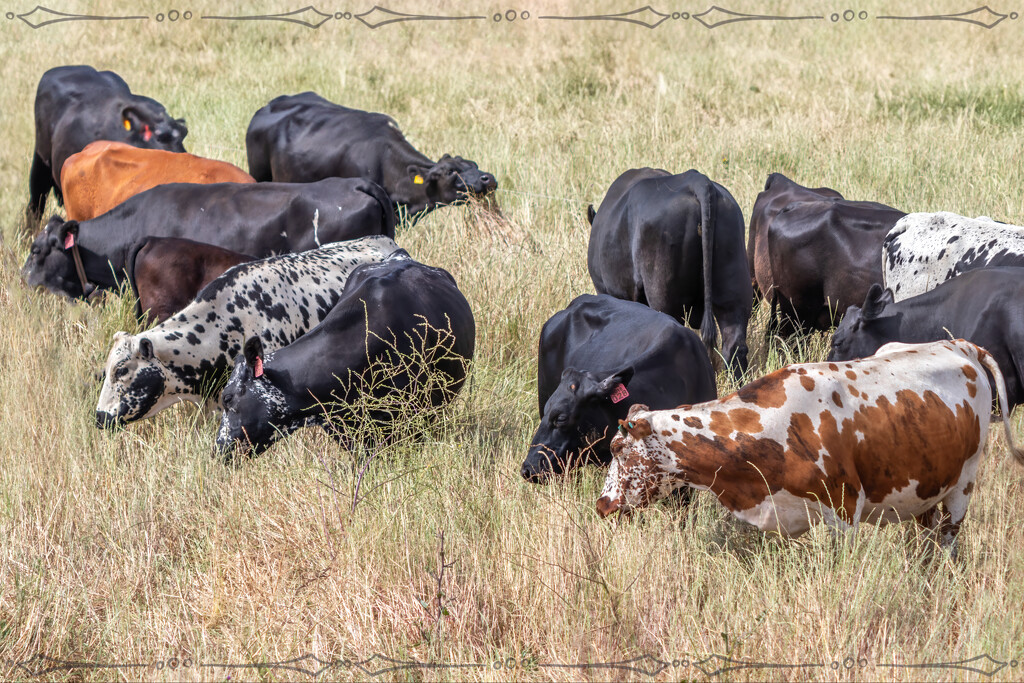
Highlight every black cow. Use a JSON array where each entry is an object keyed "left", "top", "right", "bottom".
[
  {"left": 829, "top": 268, "right": 1024, "bottom": 410},
  {"left": 749, "top": 173, "right": 905, "bottom": 333},
  {"left": 245, "top": 92, "right": 497, "bottom": 223},
  {"left": 28, "top": 65, "right": 188, "bottom": 222},
  {"left": 216, "top": 255, "right": 476, "bottom": 457},
  {"left": 587, "top": 167, "right": 751, "bottom": 378},
  {"left": 22, "top": 177, "right": 395, "bottom": 301},
  {"left": 521, "top": 294, "right": 717, "bottom": 481}
]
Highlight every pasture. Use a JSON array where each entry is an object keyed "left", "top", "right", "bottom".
[{"left": 2, "top": 1, "right": 1024, "bottom": 680}]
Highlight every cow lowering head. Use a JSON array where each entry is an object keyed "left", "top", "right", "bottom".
[
  {"left": 120, "top": 98, "right": 188, "bottom": 151},
  {"left": 216, "top": 337, "right": 293, "bottom": 458},
  {"left": 95, "top": 332, "right": 172, "bottom": 427},
  {"left": 22, "top": 217, "right": 94, "bottom": 299},
  {"left": 828, "top": 284, "right": 896, "bottom": 362},
  {"left": 521, "top": 366, "right": 634, "bottom": 481},
  {"left": 596, "top": 403, "right": 677, "bottom": 518},
  {"left": 408, "top": 154, "right": 497, "bottom": 207}
]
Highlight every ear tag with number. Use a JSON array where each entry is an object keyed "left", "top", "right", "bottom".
[
  {"left": 413, "top": 175, "right": 424, "bottom": 185},
  {"left": 64, "top": 232, "right": 75, "bottom": 250},
  {"left": 254, "top": 357, "right": 264, "bottom": 378},
  {"left": 143, "top": 124, "right": 152, "bottom": 142},
  {"left": 610, "top": 383, "right": 629, "bottom": 403}
]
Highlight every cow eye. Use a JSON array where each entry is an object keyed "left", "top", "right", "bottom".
[{"left": 114, "top": 367, "right": 129, "bottom": 380}]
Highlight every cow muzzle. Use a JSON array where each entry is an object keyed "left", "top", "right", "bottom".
[
  {"left": 596, "top": 495, "right": 623, "bottom": 518},
  {"left": 95, "top": 411, "right": 124, "bottom": 429}
]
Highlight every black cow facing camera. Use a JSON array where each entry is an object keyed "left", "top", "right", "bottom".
[
  {"left": 522, "top": 294, "right": 717, "bottom": 482},
  {"left": 28, "top": 65, "right": 187, "bottom": 222},
  {"left": 245, "top": 92, "right": 497, "bottom": 224},
  {"left": 587, "top": 168, "right": 751, "bottom": 379}
]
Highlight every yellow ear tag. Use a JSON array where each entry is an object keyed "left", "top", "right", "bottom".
[
  {"left": 123, "top": 119, "right": 131, "bottom": 131},
  {"left": 413, "top": 175, "right": 424, "bottom": 185}
]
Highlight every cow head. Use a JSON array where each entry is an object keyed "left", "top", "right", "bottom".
[
  {"left": 597, "top": 403, "right": 672, "bottom": 518},
  {"left": 828, "top": 284, "right": 896, "bottom": 362},
  {"left": 121, "top": 98, "right": 188, "bottom": 152},
  {"left": 408, "top": 155, "right": 497, "bottom": 207},
  {"left": 216, "top": 337, "right": 293, "bottom": 458},
  {"left": 521, "top": 366, "right": 634, "bottom": 481},
  {"left": 22, "top": 217, "right": 94, "bottom": 299},
  {"left": 95, "top": 332, "right": 171, "bottom": 427}
]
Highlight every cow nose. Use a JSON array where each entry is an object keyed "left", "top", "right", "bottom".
[
  {"left": 479, "top": 174, "right": 496, "bottom": 191},
  {"left": 95, "top": 411, "right": 120, "bottom": 429}
]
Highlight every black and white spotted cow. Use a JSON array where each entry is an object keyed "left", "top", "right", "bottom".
[
  {"left": 883, "top": 212, "right": 1024, "bottom": 301},
  {"left": 94, "top": 236, "right": 404, "bottom": 428}
]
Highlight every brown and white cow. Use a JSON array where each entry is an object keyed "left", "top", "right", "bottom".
[{"left": 597, "top": 339, "right": 1024, "bottom": 556}]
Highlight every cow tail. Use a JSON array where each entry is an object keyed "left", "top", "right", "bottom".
[
  {"left": 365, "top": 180, "right": 397, "bottom": 239},
  {"left": 125, "top": 239, "right": 145, "bottom": 321},
  {"left": 977, "top": 346, "right": 1024, "bottom": 466},
  {"left": 698, "top": 177, "right": 717, "bottom": 353}
]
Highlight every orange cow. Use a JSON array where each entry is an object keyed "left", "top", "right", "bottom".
[{"left": 60, "top": 140, "right": 255, "bottom": 221}]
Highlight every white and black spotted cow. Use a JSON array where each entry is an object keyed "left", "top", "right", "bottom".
[
  {"left": 882, "top": 212, "right": 1024, "bottom": 301},
  {"left": 95, "top": 236, "right": 405, "bottom": 427}
]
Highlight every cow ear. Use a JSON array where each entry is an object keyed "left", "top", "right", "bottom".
[
  {"left": 138, "top": 338, "right": 153, "bottom": 359},
  {"left": 596, "top": 367, "right": 635, "bottom": 396},
  {"left": 121, "top": 106, "right": 142, "bottom": 132},
  {"left": 861, "top": 284, "right": 894, "bottom": 321},
  {"left": 407, "top": 164, "right": 430, "bottom": 186},
  {"left": 587, "top": 204, "right": 596, "bottom": 225},
  {"left": 59, "top": 221, "right": 79, "bottom": 249},
  {"left": 243, "top": 337, "right": 265, "bottom": 377},
  {"left": 174, "top": 117, "right": 188, "bottom": 137}
]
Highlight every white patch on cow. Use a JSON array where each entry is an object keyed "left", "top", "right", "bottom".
[
  {"left": 734, "top": 490, "right": 824, "bottom": 536},
  {"left": 312, "top": 209, "right": 321, "bottom": 247},
  {"left": 883, "top": 212, "right": 1024, "bottom": 301}
]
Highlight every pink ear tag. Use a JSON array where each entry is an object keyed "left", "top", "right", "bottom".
[
  {"left": 254, "top": 357, "right": 264, "bottom": 378},
  {"left": 610, "top": 383, "right": 629, "bottom": 403},
  {"left": 143, "top": 124, "right": 152, "bottom": 142},
  {"left": 64, "top": 232, "right": 75, "bottom": 250}
]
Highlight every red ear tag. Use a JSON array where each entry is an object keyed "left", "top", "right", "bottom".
[
  {"left": 143, "top": 125, "right": 152, "bottom": 142},
  {"left": 254, "top": 357, "right": 264, "bottom": 378},
  {"left": 64, "top": 232, "right": 75, "bottom": 250},
  {"left": 610, "top": 383, "right": 629, "bottom": 403}
]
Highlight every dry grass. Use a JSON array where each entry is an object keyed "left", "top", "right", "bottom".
[{"left": 2, "top": 1, "right": 1024, "bottom": 681}]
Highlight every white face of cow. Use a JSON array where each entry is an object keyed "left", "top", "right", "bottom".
[
  {"left": 597, "top": 410, "right": 671, "bottom": 517},
  {"left": 95, "top": 332, "right": 174, "bottom": 428}
]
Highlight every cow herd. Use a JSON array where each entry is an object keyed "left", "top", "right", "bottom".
[{"left": 18, "top": 64, "right": 1024, "bottom": 559}]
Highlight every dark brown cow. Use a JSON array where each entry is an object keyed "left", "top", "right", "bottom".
[
  {"left": 130, "top": 237, "right": 253, "bottom": 325},
  {"left": 61, "top": 141, "right": 254, "bottom": 221},
  {"left": 597, "top": 339, "right": 1024, "bottom": 558},
  {"left": 748, "top": 173, "right": 904, "bottom": 332}
]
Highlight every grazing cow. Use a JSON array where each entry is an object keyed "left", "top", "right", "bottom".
[
  {"left": 597, "top": 339, "right": 1024, "bottom": 558},
  {"left": 28, "top": 65, "right": 187, "bottom": 221},
  {"left": 829, "top": 269, "right": 1024, "bottom": 410},
  {"left": 521, "top": 294, "right": 717, "bottom": 481},
  {"left": 216, "top": 256, "right": 475, "bottom": 457},
  {"left": 883, "top": 212, "right": 1024, "bottom": 301},
  {"left": 748, "top": 173, "right": 905, "bottom": 332},
  {"left": 61, "top": 141, "right": 254, "bottom": 221},
  {"left": 94, "top": 236, "right": 403, "bottom": 428},
  {"left": 587, "top": 167, "right": 751, "bottom": 378},
  {"left": 245, "top": 92, "right": 497, "bottom": 222},
  {"left": 130, "top": 237, "right": 254, "bottom": 325},
  {"left": 22, "top": 177, "right": 395, "bottom": 301}
]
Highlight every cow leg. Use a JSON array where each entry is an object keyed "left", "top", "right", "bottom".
[
  {"left": 27, "top": 153, "right": 53, "bottom": 223},
  {"left": 714, "top": 304, "right": 750, "bottom": 381}
]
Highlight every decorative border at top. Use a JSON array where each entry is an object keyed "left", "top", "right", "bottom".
[{"left": 3, "top": 4, "right": 1019, "bottom": 29}]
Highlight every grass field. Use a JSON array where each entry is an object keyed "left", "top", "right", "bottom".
[{"left": 2, "top": 1, "right": 1024, "bottom": 681}]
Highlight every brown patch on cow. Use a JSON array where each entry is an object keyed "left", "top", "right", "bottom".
[
  {"left": 963, "top": 481, "right": 974, "bottom": 496},
  {"left": 684, "top": 416, "right": 703, "bottom": 429},
  {"left": 709, "top": 411, "right": 733, "bottom": 436},
  {"left": 848, "top": 386, "right": 861, "bottom": 398},
  {"left": 815, "top": 390, "right": 980, "bottom": 503},
  {"left": 962, "top": 364, "right": 978, "bottom": 381},
  {"left": 661, "top": 430, "right": 674, "bottom": 437},
  {"left": 671, "top": 414, "right": 680, "bottom": 421},
  {"left": 735, "top": 368, "right": 791, "bottom": 409},
  {"left": 967, "top": 381, "right": 977, "bottom": 398},
  {"left": 828, "top": 363, "right": 839, "bottom": 372},
  {"left": 832, "top": 391, "right": 843, "bottom": 408},
  {"left": 797, "top": 367, "right": 808, "bottom": 375},
  {"left": 800, "top": 376, "right": 815, "bottom": 391},
  {"left": 729, "top": 408, "right": 763, "bottom": 434},
  {"left": 845, "top": 370, "right": 857, "bottom": 380},
  {"left": 623, "top": 417, "right": 653, "bottom": 440}
]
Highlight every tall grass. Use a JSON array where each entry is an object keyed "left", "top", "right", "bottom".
[{"left": 2, "top": 1, "right": 1024, "bottom": 681}]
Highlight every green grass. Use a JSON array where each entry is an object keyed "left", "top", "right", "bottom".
[{"left": 2, "top": 1, "right": 1024, "bottom": 681}]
